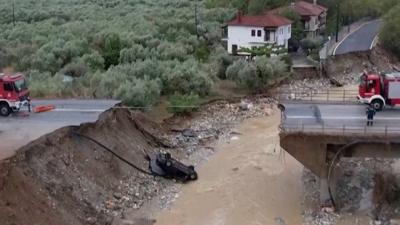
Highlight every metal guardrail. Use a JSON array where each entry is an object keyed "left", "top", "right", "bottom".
[
  {"left": 280, "top": 123, "right": 400, "bottom": 136},
  {"left": 275, "top": 89, "right": 359, "bottom": 103}
]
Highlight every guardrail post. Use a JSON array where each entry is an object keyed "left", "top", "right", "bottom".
[
  {"left": 327, "top": 90, "right": 330, "bottom": 101},
  {"left": 302, "top": 123, "right": 304, "bottom": 132},
  {"left": 342, "top": 124, "right": 345, "bottom": 135},
  {"left": 385, "top": 125, "right": 388, "bottom": 137},
  {"left": 343, "top": 90, "right": 346, "bottom": 102}
]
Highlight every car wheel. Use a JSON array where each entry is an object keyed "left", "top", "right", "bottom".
[
  {"left": 371, "top": 99, "right": 384, "bottom": 111},
  {"left": 0, "top": 104, "right": 11, "bottom": 117},
  {"left": 189, "top": 172, "right": 198, "bottom": 180}
]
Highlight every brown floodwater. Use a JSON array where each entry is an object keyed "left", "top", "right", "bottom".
[{"left": 155, "top": 110, "right": 305, "bottom": 225}]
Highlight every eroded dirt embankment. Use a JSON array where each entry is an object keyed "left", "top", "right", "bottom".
[
  {"left": 326, "top": 44, "right": 400, "bottom": 85},
  {"left": 0, "top": 109, "right": 174, "bottom": 225}
]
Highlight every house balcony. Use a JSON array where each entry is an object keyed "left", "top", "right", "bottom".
[{"left": 248, "top": 40, "right": 276, "bottom": 45}]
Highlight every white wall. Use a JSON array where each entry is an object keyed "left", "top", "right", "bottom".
[
  {"left": 227, "top": 26, "right": 266, "bottom": 54},
  {"left": 227, "top": 24, "right": 291, "bottom": 54},
  {"left": 275, "top": 24, "right": 291, "bottom": 48}
]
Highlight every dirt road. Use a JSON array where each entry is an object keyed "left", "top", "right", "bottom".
[{"left": 154, "top": 110, "right": 304, "bottom": 225}]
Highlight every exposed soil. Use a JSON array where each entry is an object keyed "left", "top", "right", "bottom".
[
  {"left": 326, "top": 43, "right": 400, "bottom": 85},
  {"left": 0, "top": 109, "right": 184, "bottom": 225}
]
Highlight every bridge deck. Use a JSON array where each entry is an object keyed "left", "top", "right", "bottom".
[{"left": 280, "top": 103, "right": 400, "bottom": 135}]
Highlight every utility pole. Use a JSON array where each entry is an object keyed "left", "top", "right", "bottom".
[
  {"left": 335, "top": 3, "right": 340, "bottom": 42},
  {"left": 194, "top": 0, "right": 199, "bottom": 39},
  {"left": 12, "top": 0, "right": 15, "bottom": 27}
]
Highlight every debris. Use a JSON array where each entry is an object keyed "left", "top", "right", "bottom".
[
  {"left": 182, "top": 128, "right": 196, "bottom": 138},
  {"left": 33, "top": 104, "right": 55, "bottom": 113},
  {"left": 148, "top": 153, "right": 198, "bottom": 182},
  {"left": 114, "top": 192, "right": 123, "bottom": 200}
]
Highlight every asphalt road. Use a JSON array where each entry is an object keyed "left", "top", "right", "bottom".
[
  {"left": 334, "top": 20, "right": 381, "bottom": 55},
  {"left": 282, "top": 103, "right": 400, "bottom": 133},
  {"left": 0, "top": 99, "right": 119, "bottom": 160}
]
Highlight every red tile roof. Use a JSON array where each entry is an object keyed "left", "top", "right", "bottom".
[
  {"left": 226, "top": 13, "right": 292, "bottom": 28},
  {"left": 269, "top": 1, "right": 327, "bottom": 17}
]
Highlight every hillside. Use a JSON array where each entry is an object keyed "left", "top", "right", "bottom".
[{"left": 0, "top": 0, "right": 235, "bottom": 105}]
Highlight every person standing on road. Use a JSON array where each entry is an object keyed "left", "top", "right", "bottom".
[{"left": 366, "top": 106, "right": 376, "bottom": 126}]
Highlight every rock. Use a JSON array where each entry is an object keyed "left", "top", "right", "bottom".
[
  {"left": 182, "top": 129, "right": 196, "bottom": 138},
  {"left": 265, "top": 108, "right": 273, "bottom": 116},
  {"left": 239, "top": 100, "right": 252, "bottom": 110},
  {"left": 86, "top": 217, "right": 97, "bottom": 225},
  {"left": 390, "top": 219, "right": 400, "bottom": 225},
  {"left": 113, "top": 192, "right": 122, "bottom": 200},
  {"left": 275, "top": 217, "right": 286, "bottom": 225},
  {"left": 105, "top": 200, "right": 115, "bottom": 210},
  {"left": 121, "top": 219, "right": 134, "bottom": 225}
]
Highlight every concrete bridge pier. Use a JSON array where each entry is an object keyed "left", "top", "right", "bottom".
[{"left": 280, "top": 132, "right": 400, "bottom": 207}]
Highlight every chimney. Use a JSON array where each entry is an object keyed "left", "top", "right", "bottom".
[
  {"left": 313, "top": 0, "right": 317, "bottom": 5},
  {"left": 236, "top": 11, "right": 243, "bottom": 22}
]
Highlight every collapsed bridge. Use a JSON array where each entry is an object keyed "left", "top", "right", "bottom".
[{"left": 278, "top": 100, "right": 400, "bottom": 203}]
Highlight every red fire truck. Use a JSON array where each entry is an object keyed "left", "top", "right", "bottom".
[
  {"left": 358, "top": 70, "right": 400, "bottom": 111},
  {"left": 0, "top": 73, "right": 30, "bottom": 116}
]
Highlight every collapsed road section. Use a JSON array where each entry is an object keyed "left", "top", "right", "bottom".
[{"left": 0, "top": 109, "right": 171, "bottom": 225}]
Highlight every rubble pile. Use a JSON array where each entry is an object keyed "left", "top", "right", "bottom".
[
  {"left": 277, "top": 78, "right": 333, "bottom": 100},
  {"left": 302, "top": 159, "right": 400, "bottom": 225},
  {"left": 169, "top": 97, "right": 275, "bottom": 156}
]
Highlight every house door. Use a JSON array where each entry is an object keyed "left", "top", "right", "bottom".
[
  {"left": 232, "top": 45, "right": 238, "bottom": 55},
  {"left": 265, "top": 30, "right": 270, "bottom": 41}
]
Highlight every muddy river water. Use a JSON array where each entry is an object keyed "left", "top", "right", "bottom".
[{"left": 154, "top": 110, "right": 305, "bottom": 225}]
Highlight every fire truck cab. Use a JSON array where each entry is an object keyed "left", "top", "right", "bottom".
[
  {"left": 358, "top": 71, "right": 400, "bottom": 111},
  {"left": 0, "top": 73, "right": 30, "bottom": 116}
]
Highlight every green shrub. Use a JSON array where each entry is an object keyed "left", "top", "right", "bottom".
[
  {"left": 209, "top": 46, "right": 233, "bottom": 79},
  {"left": 226, "top": 59, "right": 247, "bottom": 81},
  {"left": 167, "top": 93, "right": 201, "bottom": 115},
  {"left": 280, "top": 54, "right": 293, "bottom": 68},
  {"left": 381, "top": 4, "right": 400, "bottom": 58},
  {"left": 114, "top": 78, "right": 161, "bottom": 107},
  {"left": 82, "top": 52, "right": 105, "bottom": 71},
  {"left": 300, "top": 38, "right": 324, "bottom": 52},
  {"left": 61, "top": 61, "right": 88, "bottom": 77},
  {"left": 238, "top": 44, "right": 287, "bottom": 56},
  {"left": 102, "top": 33, "right": 122, "bottom": 69},
  {"left": 162, "top": 59, "right": 213, "bottom": 96},
  {"left": 194, "top": 42, "right": 211, "bottom": 62},
  {"left": 227, "top": 56, "right": 288, "bottom": 92}
]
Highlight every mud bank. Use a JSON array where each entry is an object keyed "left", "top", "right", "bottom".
[{"left": 0, "top": 109, "right": 172, "bottom": 225}]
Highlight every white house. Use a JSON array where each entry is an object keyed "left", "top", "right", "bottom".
[{"left": 223, "top": 12, "right": 292, "bottom": 55}]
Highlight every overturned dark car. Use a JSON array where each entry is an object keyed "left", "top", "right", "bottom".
[{"left": 148, "top": 153, "right": 198, "bottom": 182}]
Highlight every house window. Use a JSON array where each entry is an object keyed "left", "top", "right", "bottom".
[
  {"left": 251, "top": 30, "right": 256, "bottom": 37},
  {"left": 257, "top": 30, "right": 262, "bottom": 37},
  {"left": 232, "top": 45, "right": 238, "bottom": 55},
  {"left": 288, "top": 26, "right": 291, "bottom": 33}
]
